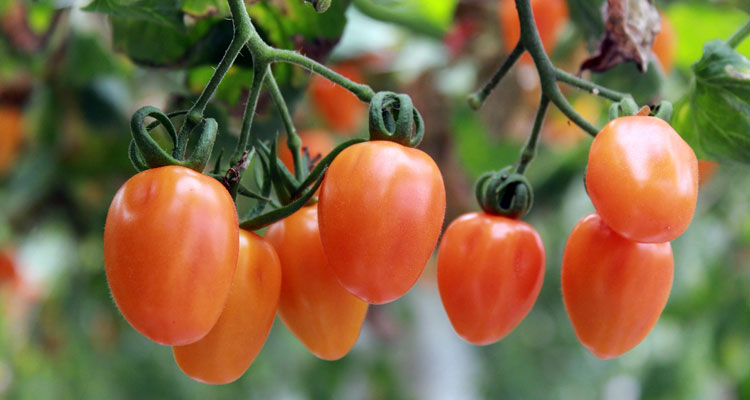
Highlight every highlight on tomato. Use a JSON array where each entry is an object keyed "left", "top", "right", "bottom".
[
  {"left": 562, "top": 213, "right": 674, "bottom": 359},
  {"left": 0, "top": 105, "right": 23, "bottom": 176},
  {"left": 104, "top": 165, "right": 239, "bottom": 346},
  {"left": 173, "top": 230, "right": 281, "bottom": 385},
  {"left": 317, "top": 140, "right": 446, "bottom": 304},
  {"left": 309, "top": 63, "right": 367, "bottom": 135},
  {"left": 437, "top": 213, "right": 545, "bottom": 345},
  {"left": 586, "top": 116, "right": 698, "bottom": 243},
  {"left": 653, "top": 12, "right": 677, "bottom": 73},
  {"left": 498, "top": 0, "right": 568, "bottom": 61},
  {"left": 266, "top": 206, "right": 368, "bottom": 361},
  {"left": 278, "top": 129, "right": 334, "bottom": 173}
]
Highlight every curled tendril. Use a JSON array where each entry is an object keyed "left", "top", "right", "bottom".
[
  {"left": 652, "top": 100, "right": 673, "bottom": 123},
  {"left": 368, "top": 91, "right": 424, "bottom": 147},
  {"left": 475, "top": 166, "right": 534, "bottom": 219},
  {"left": 608, "top": 97, "right": 640, "bottom": 120},
  {"left": 129, "top": 106, "right": 218, "bottom": 173}
]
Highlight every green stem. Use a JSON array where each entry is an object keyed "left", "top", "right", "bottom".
[
  {"left": 264, "top": 68, "right": 304, "bottom": 180},
  {"left": 268, "top": 48, "right": 376, "bottom": 102},
  {"left": 232, "top": 62, "right": 269, "bottom": 164},
  {"left": 467, "top": 40, "right": 525, "bottom": 110},
  {"left": 727, "top": 20, "right": 750, "bottom": 48},
  {"left": 176, "top": 0, "right": 253, "bottom": 158},
  {"left": 554, "top": 68, "right": 629, "bottom": 102},
  {"left": 516, "top": 96, "right": 549, "bottom": 175}
]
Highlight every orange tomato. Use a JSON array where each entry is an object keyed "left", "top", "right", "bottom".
[
  {"left": 266, "top": 206, "right": 368, "bottom": 360},
  {"left": 104, "top": 166, "right": 239, "bottom": 345},
  {"left": 0, "top": 105, "right": 23, "bottom": 176},
  {"left": 278, "top": 129, "right": 335, "bottom": 173},
  {"left": 173, "top": 230, "right": 281, "bottom": 384},
  {"left": 698, "top": 160, "right": 718, "bottom": 186},
  {"left": 544, "top": 95, "right": 602, "bottom": 147},
  {"left": 437, "top": 213, "right": 545, "bottom": 345},
  {"left": 586, "top": 116, "right": 698, "bottom": 243},
  {"left": 498, "top": 0, "right": 568, "bottom": 63},
  {"left": 562, "top": 213, "right": 673, "bottom": 359},
  {"left": 0, "top": 248, "right": 19, "bottom": 287},
  {"left": 653, "top": 13, "right": 677, "bottom": 73},
  {"left": 318, "top": 141, "right": 446, "bottom": 304},
  {"left": 309, "top": 63, "right": 367, "bottom": 135}
]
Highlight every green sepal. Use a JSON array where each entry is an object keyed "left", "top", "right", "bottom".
[
  {"left": 368, "top": 91, "right": 424, "bottom": 147},
  {"left": 475, "top": 166, "right": 534, "bottom": 219}
]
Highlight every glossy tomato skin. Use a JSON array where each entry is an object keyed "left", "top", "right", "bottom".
[
  {"left": 586, "top": 116, "right": 698, "bottom": 243},
  {"left": 173, "top": 230, "right": 281, "bottom": 385},
  {"left": 562, "top": 213, "right": 673, "bottom": 359},
  {"left": 310, "top": 63, "right": 367, "bottom": 135},
  {"left": 498, "top": 0, "right": 568, "bottom": 61},
  {"left": 437, "top": 213, "right": 545, "bottom": 345},
  {"left": 104, "top": 166, "right": 239, "bottom": 345},
  {"left": 266, "top": 206, "right": 368, "bottom": 360},
  {"left": 318, "top": 141, "right": 446, "bottom": 304},
  {"left": 0, "top": 105, "right": 23, "bottom": 176}
]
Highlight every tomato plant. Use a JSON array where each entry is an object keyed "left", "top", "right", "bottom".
[
  {"left": 437, "top": 212, "right": 545, "bottom": 345},
  {"left": 0, "top": 105, "right": 23, "bottom": 176},
  {"left": 586, "top": 116, "right": 698, "bottom": 243},
  {"left": 173, "top": 230, "right": 281, "bottom": 385},
  {"left": 104, "top": 166, "right": 239, "bottom": 345},
  {"left": 309, "top": 63, "right": 368, "bottom": 135},
  {"left": 318, "top": 140, "right": 446, "bottom": 304},
  {"left": 562, "top": 213, "right": 673, "bottom": 359},
  {"left": 266, "top": 206, "right": 368, "bottom": 360},
  {"left": 278, "top": 129, "right": 334, "bottom": 173}
]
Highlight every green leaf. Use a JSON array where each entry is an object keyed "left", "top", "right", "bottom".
[
  {"left": 180, "top": 0, "right": 228, "bottom": 17},
  {"left": 352, "top": 0, "right": 456, "bottom": 37},
  {"left": 673, "top": 40, "right": 750, "bottom": 164},
  {"left": 62, "top": 33, "right": 124, "bottom": 86},
  {"left": 83, "top": 0, "right": 185, "bottom": 30}
]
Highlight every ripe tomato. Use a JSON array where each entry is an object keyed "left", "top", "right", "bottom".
[
  {"left": 173, "top": 230, "right": 281, "bottom": 385},
  {"left": 653, "top": 12, "right": 676, "bottom": 73},
  {"left": 266, "top": 206, "right": 368, "bottom": 360},
  {"left": 318, "top": 141, "right": 446, "bottom": 304},
  {"left": 437, "top": 213, "right": 545, "bottom": 345},
  {"left": 562, "top": 213, "right": 673, "bottom": 359},
  {"left": 498, "top": 0, "right": 568, "bottom": 63},
  {"left": 586, "top": 116, "right": 698, "bottom": 243},
  {"left": 104, "top": 166, "right": 239, "bottom": 346},
  {"left": 278, "top": 129, "right": 334, "bottom": 173},
  {"left": 309, "top": 63, "right": 367, "bottom": 135},
  {"left": 0, "top": 105, "right": 23, "bottom": 176},
  {"left": 698, "top": 160, "right": 718, "bottom": 186}
]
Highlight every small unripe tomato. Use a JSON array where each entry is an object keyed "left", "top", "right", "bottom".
[
  {"left": 173, "top": 230, "right": 281, "bottom": 385},
  {"left": 498, "top": 0, "right": 568, "bottom": 62},
  {"left": 104, "top": 166, "right": 239, "bottom": 345},
  {"left": 266, "top": 206, "right": 368, "bottom": 360},
  {"left": 318, "top": 141, "right": 446, "bottom": 304},
  {"left": 310, "top": 63, "right": 367, "bottom": 135},
  {"left": 562, "top": 213, "right": 673, "bottom": 359},
  {"left": 0, "top": 105, "right": 23, "bottom": 176},
  {"left": 437, "top": 213, "right": 545, "bottom": 345},
  {"left": 586, "top": 116, "right": 698, "bottom": 243}
]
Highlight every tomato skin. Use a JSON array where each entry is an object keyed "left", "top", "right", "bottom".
[
  {"left": 586, "top": 116, "right": 698, "bottom": 243},
  {"left": 266, "top": 206, "right": 368, "bottom": 360},
  {"left": 0, "top": 105, "right": 23, "bottom": 176},
  {"left": 437, "top": 213, "right": 545, "bottom": 345},
  {"left": 173, "top": 230, "right": 280, "bottom": 385},
  {"left": 653, "top": 13, "right": 676, "bottom": 73},
  {"left": 104, "top": 166, "right": 239, "bottom": 346},
  {"left": 498, "top": 0, "right": 568, "bottom": 62},
  {"left": 318, "top": 141, "right": 446, "bottom": 304},
  {"left": 278, "top": 129, "right": 334, "bottom": 173},
  {"left": 562, "top": 213, "right": 673, "bottom": 359},
  {"left": 310, "top": 63, "right": 367, "bottom": 135}
]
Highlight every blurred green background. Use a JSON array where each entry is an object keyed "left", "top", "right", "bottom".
[{"left": 0, "top": 0, "right": 749, "bottom": 398}]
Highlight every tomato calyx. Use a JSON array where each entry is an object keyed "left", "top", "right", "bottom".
[
  {"left": 475, "top": 165, "right": 534, "bottom": 219},
  {"left": 368, "top": 91, "right": 424, "bottom": 147}
]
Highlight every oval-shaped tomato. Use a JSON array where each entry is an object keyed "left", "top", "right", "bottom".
[
  {"left": 586, "top": 116, "right": 698, "bottom": 243},
  {"left": 266, "top": 206, "right": 368, "bottom": 360},
  {"left": 318, "top": 141, "right": 446, "bottom": 304},
  {"left": 0, "top": 105, "right": 23, "bottom": 176},
  {"left": 173, "top": 230, "right": 281, "bottom": 384},
  {"left": 104, "top": 166, "right": 239, "bottom": 345},
  {"left": 278, "top": 129, "right": 335, "bottom": 173},
  {"left": 310, "top": 63, "right": 367, "bottom": 135},
  {"left": 653, "top": 12, "right": 676, "bottom": 73},
  {"left": 498, "top": 0, "right": 568, "bottom": 62},
  {"left": 562, "top": 213, "right": 673, "bottom": 359},
  {"left": 437, "top": 213, "right": 545, "bottom": 345}
]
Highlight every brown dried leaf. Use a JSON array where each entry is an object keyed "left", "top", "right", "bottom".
[{"left": 580, "top": 0, "right": 660, "bottom": 73}]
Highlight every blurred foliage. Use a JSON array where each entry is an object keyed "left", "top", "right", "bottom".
[{"left": 0, "top": 0, "right": 749, "bottom": 399}]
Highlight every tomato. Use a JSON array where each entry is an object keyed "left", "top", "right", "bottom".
[
  {"left": 653, "top": 12, "right": 676, "bottom": 73},
  {"left": 278, "top": 129, "right": 334, "bottom": 173},
  {"left": 173, "top": 230, "right": 281, "bottom": 385},
  {"left": 562, "top": 213, "right": 673, "bottom": 359},
  {"left": 104, "top": 166, "right": 239, "bottom": 345},
  {"left": 698, "top": 160, "right": 718, "bottom": 186},
  {"left": 586, "top": 116, "right": 698, "bottom": 243},
  {"left": 0, "top": 248, "right": 19, "bottom": 287},
  {"left": 318, "top": 141, "right": 446, "bottom": 304},
  {"left": 498, "top": 0, "right": 568, "bottom": 63},
  {"left": 0, "top": 105, "right": 23, "bottom": 176},
  {"left": 266, "top": 206, "right": 367, "bottom": 360},
  {"left": 310, "top": 63, "right": 367, "bottom": 135},
  {"left": 437, "top": 213, "right": 545, "bottom": 345}
]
